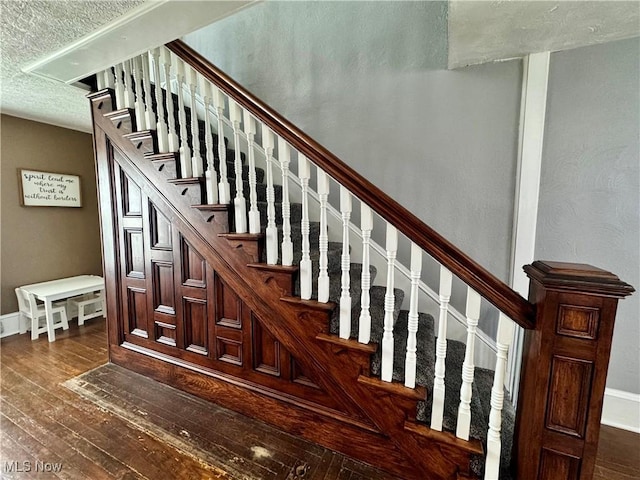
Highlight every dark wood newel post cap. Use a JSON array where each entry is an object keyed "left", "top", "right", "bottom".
[
  {"left": 514, "top": 260, "right": 634, "bottom": 480},
  {"left": 524, "top": 260, "right": 635, "bottom": 298}
]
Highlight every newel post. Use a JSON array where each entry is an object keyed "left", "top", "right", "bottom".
[{"left": 514, "top": 261, "right": 634, "bottom": 480}]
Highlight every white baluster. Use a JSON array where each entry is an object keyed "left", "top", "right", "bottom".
[
  {"left": 244, "top": 110, "right": 260, "bottom": 234},
  {"left": 299, "top": 155, "right": 312, "bottom": 300},
  {"left": 96, "top": 70, "right": 106, "bottom": 90},
  {"left": 160, "top": 48, "right": 179, "bottom": 153},
  {"left": 456, "top": 287, "right": 481, "bottom": 440},
  {"left": 358, "top": 204, "right": 373, "bottom": 343},
  {"left": 175, "top": 59, "right": 192, "bottom": 178},
  {"left": 122, "top": 60, "right": 135, "bottom": 110},
  {"left": 151, "top": 48, "right": 169, "bottom": 153},
  {"left": 114, "top": 63, "right": 125, "bottom": 109},
  {"left": 484, "top": 313, "right": 515, "bottom": 480},
  {"left": 141, "top": 52, "right": 156, "bottom": 130},
  {"left": 339, "top": 186, "right": 352, "bottom": 339},
  {"left": 202, "top": 80, "right": 218, "bottom": 204},
  {"left": 214, "top": 87, "right": 230, "bottom": 204},
  {"left": 404, "top": 243, "right": 422, "bottom": 388},
  {"left": 317, "top": 169, "right": 330, "bottom": 303},
  {"left": 431, "top": 266, "right": 453, "bottom": 431},
  {"left": 130, "top": 58, "right": 145, "bottom": 130},
  {"left": 103, "top": 67, "right": 115, "bottom": 91},
  {"left": 262, "top": 126, "right": 278, "bottom": 264},
  {"left": 381, "top": 224, "right": 398, "bottom": 382},
  {"left": 229, "top": 100, "right": 247, "bottom": 233},
  {"left": 187, "top": 66, "right": 203, "bottom": 178},
  {"left": 278, "top": 138, "right": 293, "bottom": 266}
]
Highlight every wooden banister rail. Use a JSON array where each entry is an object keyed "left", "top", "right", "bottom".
[{"left": 167, "top": 39, "right": 536, "bottom": 329}]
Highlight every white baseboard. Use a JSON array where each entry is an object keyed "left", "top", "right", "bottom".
[
  {"left": 601, "top": 388, "right": 640, "bottom": 433},
  {"left": 0, "top": 312, "right": 22, "bottom": 339}
]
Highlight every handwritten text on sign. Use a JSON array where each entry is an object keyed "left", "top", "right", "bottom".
[{"left": 20, "top": 170, "right": 81, "bottom": 207}]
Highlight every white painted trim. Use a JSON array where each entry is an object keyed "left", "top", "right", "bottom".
[
  {"left": 507, "top": 52, "right": 550, "bottom": 403},
  {"left": 0, "top": 312, "right": 22, "bottom": 339},
  {"left": 601, "top": 388, "right": 640, "bottom": 433},
  {"left": 509, "top": 51, "right": 550, "bottom": 296},
  {"left": 22, "top": 0, "right": 258, "bottom": 84}
]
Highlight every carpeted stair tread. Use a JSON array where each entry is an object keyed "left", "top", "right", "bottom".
[
  {"left": 230, "top": 181, "right": 283, "bottom": 203},
  {"left": 471, "top": 367, "right": 516, "bottom": 480},
  {"left": 257, "top": 201, "right": 304, "bottom": 226},
  {"left": 415, "top": 339, "right": 486, "bottom": 440},
  {"left": 383, "top": 311, "right": 435, "bottom": 386}
]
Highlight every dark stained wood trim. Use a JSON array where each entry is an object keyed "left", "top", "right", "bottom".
[
  {"left": 358, "top": 375, "right": 427, "bottom": 401},
  {"left": 91, "top": 105, "right": 478, "bottom": 479},
  {"left": 167, "top": 40, "right": 536, "bottom": 329},
  {"left": 404, "top": 421, "right": 484, "bottom": 455}
]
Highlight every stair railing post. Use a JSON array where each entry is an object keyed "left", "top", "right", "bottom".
[
  {"left": 229, "top": 100, "right": 247, "bottom": 233},
  {"left": 174, "top": 58, "right": 192, "bottom": 178},
  {"left": 213, "top": 87, "right": 230, "bottom": 204},
  {"left": 186, "top": 66, "right": 203, "bottom": 178},
  {"left": 484, "top": 313, "right": 514, "bottom": 480},
  {"left": 299, "top": 154, "right": 312, "bottom": 300},
  {"left": 317, "top": 169, "right": 330, "bottom": 302},
  {"left": 431, "top": 265, "right": 453, "bottom": 431},
  {"left": 141, "top": 52, "right": 156, "bottom": 130},
  {"left": 202, "top": 81, "right": 219, "bottom": 204},
  {"left": 122, "top": 60, "right": 136, "bottom": 111},
  {"left": 404, "top": 242, "right": 422, "bottom": 388},
  {"left": 339, "top": 186, "right": 352, "bottom": 339},
  {"left": 278, "top": 138, "right": 293, "bottom": 266},
  {"left": 130, "top": 57, "right": 146, "bottom": 130},
  {"left": 456, "top": 287, "right": 481, "bottom": 440},
  {"left": 160, "top": 48, "right": 179, "bottom": 153},
  {"left": 262, "top": 126, "right": 278, "bottom": 264},
  {"left": 244, "top": 110, "right": 261, "bottom": 234},
  {"left": 357, "top": 204, "right": 373, "bottom": 343},
  {"left": 151, "top": 48, "right": 169, "bottom": 153},
  {"left": 514, "top": 261, "right": 634, "bottom": 480},
  {"left": 113, "top": 63, "right": 125, "bottom": 110},
  {"left": 381, "top": 224, "right": 398, "bottom": 381}
]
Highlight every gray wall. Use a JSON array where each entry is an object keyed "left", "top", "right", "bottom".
[
  {"left": 184, "top": 1, "right": 522, "bottom": 291},
  {"left": 537, "top": 38, "right": 640, "bottom": 394}
]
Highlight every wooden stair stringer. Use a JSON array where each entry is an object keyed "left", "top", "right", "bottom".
[
  {"left": 90, "top": 89, "right": 478, "bottom": 480},
  {"left": 279, "top": 297, "right": 477, "bottom": 480}
]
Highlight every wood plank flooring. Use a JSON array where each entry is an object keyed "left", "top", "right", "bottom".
[{"left": 1, "top": 320, "right": 638, "bottom": 479}]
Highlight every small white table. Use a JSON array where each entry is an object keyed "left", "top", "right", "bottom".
[{"left": 20, "top": 275, "right": 105, "bottom": 342}]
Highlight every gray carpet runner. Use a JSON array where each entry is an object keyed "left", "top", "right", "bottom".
[{"left": 161, "top": 94, "right": 516, "bottom": 479}]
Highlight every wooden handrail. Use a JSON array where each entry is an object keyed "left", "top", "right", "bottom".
[{"left": 167, "top": 40, "right": 536, "bottom": 329}]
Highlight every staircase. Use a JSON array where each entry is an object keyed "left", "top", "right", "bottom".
[{"left": 88, "top": 41, "right": 634, "bottom": 480}]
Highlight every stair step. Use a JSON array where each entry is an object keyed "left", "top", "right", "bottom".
[
  {"left": 124, "top": 130, "right": 158, "bottom": 155},
  {"left": 357, "top": 375, "right": 427, "bottom": 401},
  {"left": 192, "top": 204, "right": 231, "bottom": 232},
  {"left": 148, "top": 152, "right": 180, "bottom": 179},
  {"left": 104, "top": 108, "right": 136, "bottom": 134},
  {"left": 167, "top": 177, "right": 205, "bottom": 205},
  {"left": 403, "top": 421, "right": 484, "bottom": 455},
  {"left": 416, "top": 339, "right": 488, "bottom": 443}
]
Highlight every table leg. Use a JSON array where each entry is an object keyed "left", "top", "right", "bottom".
[{"left": 44, "top": 298, "right": 56, "bottom": 342}]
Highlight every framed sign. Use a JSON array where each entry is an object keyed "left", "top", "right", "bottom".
[{"left": 19, "top": 169, "right": 82, "bottom": 207}]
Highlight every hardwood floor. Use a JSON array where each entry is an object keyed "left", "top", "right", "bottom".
[{"left": 1, "top": 320, "right": 638, "bottom": 479}]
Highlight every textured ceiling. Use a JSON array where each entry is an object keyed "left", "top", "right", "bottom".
[
  {"left": 0, "top": 0, "right": 146, "bottom": 132},
  {"left": 449, "top": 1, "right": 640, "bottom": 68}
]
